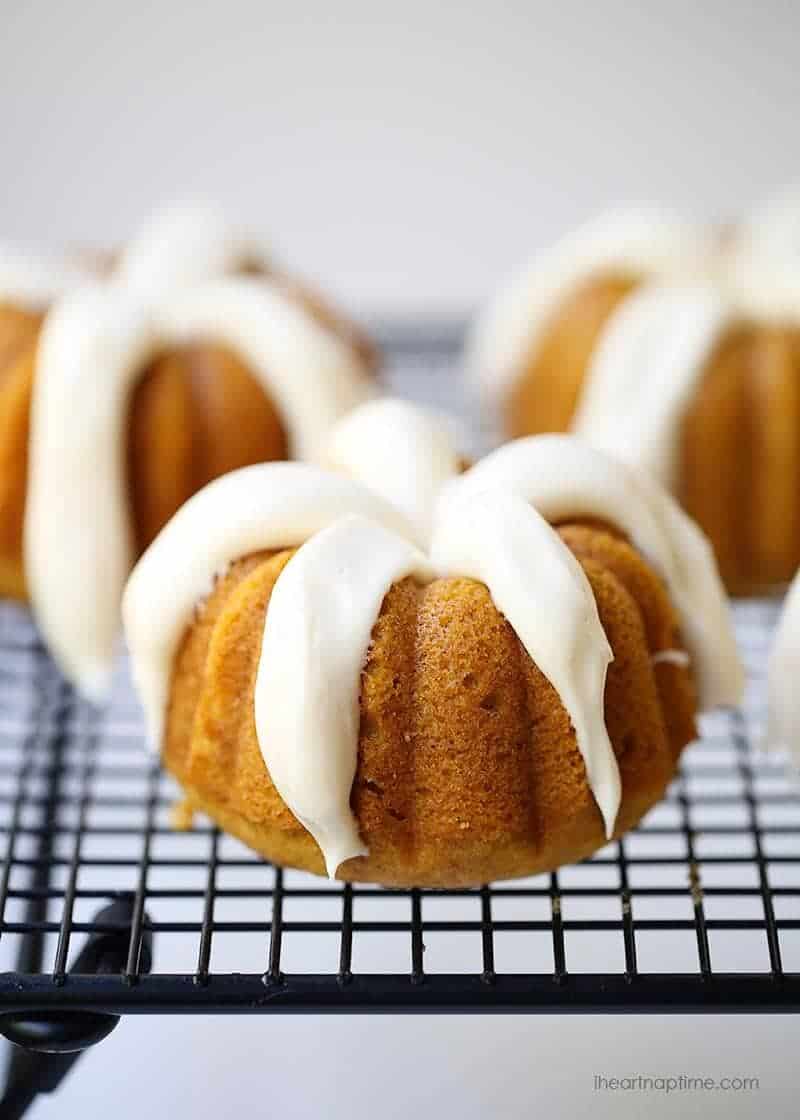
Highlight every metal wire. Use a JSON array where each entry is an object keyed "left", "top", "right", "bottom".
[{"left": 0, "top": 329, "right": 798, "bottom": 1013}]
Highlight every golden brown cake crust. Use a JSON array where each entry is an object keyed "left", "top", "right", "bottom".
[
  {"left": 501, "top": 274, "right": 800, "bottom": 594},
  {"left": 162, "top": 522, "right": 697, "bottom": 887},
  {"left": 127, "top": 344, "right": 289, "bottom": 550},
  {"left": 679, "top": 323, "right": 800, "bottom": 594},
  {"left": 0, "top": 304, "right": 43, "bottom": 599},
  {"left": 504, "top": 272, "right": 639, "bottom": 439}
]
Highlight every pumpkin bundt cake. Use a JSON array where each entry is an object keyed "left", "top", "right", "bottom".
[
  {"left": 123, "top": 436, "right": 742, "bottom": 887},
  {"left": 468, "top": 209, "right": 800, "bottom": 593},
  {"left": 0, "top": 211, "right": 374, "bottom": 697}
]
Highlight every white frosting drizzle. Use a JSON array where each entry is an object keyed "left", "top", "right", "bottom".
[
  {"left": 767, "top": 572, "right": 800, "bottom": 768},
  {"left": 322, "top": 398, "right": 462, "bottom": 546},
  {"left": 118, "top": 201, "right": 271, "bottom": 294},
  {"left": 572, "top": 285, "right": 734, "bottom": 487},
  {"left": 156, "top": 278, "right": 373, "bottom": 460},
  {"left": 122, "top": 463, "right": 418, "bottom": 748},
  {"left": 467, "top": 208, "right": 712, "bottom": 405},
  {"left": 651, "top": 649, "right": 691, "bottom": 668},
  {"left": 255, "top": 515, "right": 434, "bottom": 875},
  {"left": 25, "top": 285, "right": 162, "bottom": 700},
  {"left": 25, "top": 278, "right": 372, "bottom": 698},
  {"left": 726, "top": 262, "right": 797, "bottom": 327},
  {"left": 0, "top": 245, "right": 95, "bottom": 310},
  {"left": 430, "top": 490, "right": 620, "bottom": 837},
  {"left": 724, "top": 250, "right": 800, "bottom": 323},
  {"left": 439, "top": 434, "right": 744, "bottom": 712}
]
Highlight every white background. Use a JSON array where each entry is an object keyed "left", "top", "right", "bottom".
[
  {"left": 1, "top": 1, "right": 798, "bottom": 1115},
  {"left": 1, "top": 1, "right": 799, "bottom": 318}
]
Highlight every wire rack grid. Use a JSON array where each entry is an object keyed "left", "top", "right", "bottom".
[{"left": 0, "top": 324, "right": 799, "bottom": 1029}]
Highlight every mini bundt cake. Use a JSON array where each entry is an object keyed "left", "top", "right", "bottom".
[
  {"left": 469, "top": 209, "right": 800, "bottom": 593},
  {"left": 123, "top": 436, "right": 742, "bottom": 887},
  {"left": 0, "top": 212, "right": 374, "bottom": 697}
]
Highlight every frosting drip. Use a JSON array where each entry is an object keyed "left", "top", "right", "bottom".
[
  {"left": 467, "top": 208, "right": 712, "bottom": 405},
  {"left": 25, "top": 286, "right": 162, "bottom": 699},
  {"left": 572, "top": 285, "right": 733, "bottom": 487},
  {"left": 256, "top": 515, "right": 434, "bottom": 875},
  {"left": 439, "top": 435, "right": 743, "bottom": 711},
  {"left": 651, "top": 649, "right": 691, "bottom": 668},
  {"left": 430, "top": 490, "right": 620, "bottom": 836},
  {"left": 26, "top": 278, "right": 372, "bottom": 697},
  {"left": 767, "top": 572, "right": 800, "bottom": 768},
  {"left": 323, "top": 398, "right": 462, "bottom": 546},
  {"left": 118, "top": 201, "right": 271, "bottom": 294}
]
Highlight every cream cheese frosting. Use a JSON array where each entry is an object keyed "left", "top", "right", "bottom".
[
  {"left": 572, "top": 284, "right": 734, "bottom": 488},
  {"left": 0, "top": 245, "right": 96, "bottom": 311},
  {"left": 256, "top": 514, "right": 434, "bottom": 875},
  {"left": 25, "top": 277, "right": 372, "bottom": 699},
  {"left": 25, "top": 285, "right": 162, "bottom": 700},
  {"left": 767, "top": 571, "right": 800, "bottom": 768},
  {"left": 118, "top": 201, "right": 271, "bottom": 294},
  {"left": 439, "top": 435, "right": 744, "bottom": 711},
  {"left": 724, "top": 251, "right": 800, "bottom": 323},
  {"left": 322, "top": 397, "right": 462, "bottom": 546},
  {"left": 466, "top": 208, "right": 712, "bottom": 406}
]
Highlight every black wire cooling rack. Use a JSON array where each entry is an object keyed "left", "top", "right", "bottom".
[{"left": 1, "top": 326, "right": 799, "bottom": 1114}]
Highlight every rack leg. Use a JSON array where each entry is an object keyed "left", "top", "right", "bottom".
[
  {"left": 0, "top": 894, "right": 153, "bottom": 1118},
  {"left": 1, "top": 1047, "right": 82, "bottom": 1120}
]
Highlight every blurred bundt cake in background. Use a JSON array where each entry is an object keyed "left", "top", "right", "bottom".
[
  {"left": 468, "top": 206, "right": 800, "bottom": 593},
  {"left": 467, "top": 209, "right": 713, "bottom": 436},
  {"left": 0, "top": 203, "right": 376, "bottom": 697}
]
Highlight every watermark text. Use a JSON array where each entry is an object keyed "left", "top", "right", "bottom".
[{"left": 592, "top": 1073, "right": 759, "bottom": 1094}]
